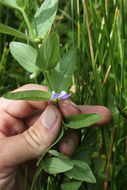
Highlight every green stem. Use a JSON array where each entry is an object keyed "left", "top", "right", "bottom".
[
  {"left": 43, "top": 71, "right": 52, "bottom": 92},
  {"left": 21, "top": 9, "right": 35, "bottom": 39}
]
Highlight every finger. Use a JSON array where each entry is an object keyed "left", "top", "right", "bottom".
[
  {"left": 59, "top": 100, "right": 112, "bottom": 156},
  {"left": 0, "top": 84, "right": 48, "bottom": 118},
  {"left": 59, "top": 99, "right": 80, "bottom": 156},
  {"left": 0, "top": 111, "right": 25, "bottom": 137},
  {"left": 59, "top": 99, "right": 112, "bottom": 126},
  {"left": 24, "top": 110, "right": 42, "bottom": 127},
  {"left": 0, "top": 132, "right": 6, "bottom": 138},
  {"left": 59, "top": 99, "right": 81, "bottom": 116},
  {"left": 78, "top": 105, "right": 112, "bottom": 126},
  {"left": 59, "top": 131, "right": 79, "bottom": 156},
  {"left": 0, "top": 105, "right": 62, "bottom": 167}
]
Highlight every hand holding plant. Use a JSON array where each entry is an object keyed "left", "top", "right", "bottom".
[{"left": 0, "top": 84, "right": 111, "bottom": 190}]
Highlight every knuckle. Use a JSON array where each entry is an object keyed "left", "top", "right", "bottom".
[{"left": 23, "top": 127, "right": 46, "bottom": 155}]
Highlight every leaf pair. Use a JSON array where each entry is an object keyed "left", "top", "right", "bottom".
[
  {"left": 9, "top": 32, "right": 59, "bottom": 78},
  {"left": 0, "top": 0, "right": 58, "bottom": 39},
  {"left": 42, "top": 154, "right": 96, "bottom": 183},
  {"left": 9, "top": 39, "right": 77, "bottom": 92},
  {"left": 1, "top": 0, "right": 76, "bottom": 92},
  {"left": 3, "top": 89, "right": 103, "bottom": 129},
  {"left": 42, "top": 150, "right": 96, "bottom": 183}
]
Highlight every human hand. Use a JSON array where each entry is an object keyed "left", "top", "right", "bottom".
[{"left": 0, "top": 84, "right": 112, "bottom": 190}]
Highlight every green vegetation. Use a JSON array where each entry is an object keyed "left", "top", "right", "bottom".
[{"left": 0, "top": 0, "right": 127, "bottom": 189}]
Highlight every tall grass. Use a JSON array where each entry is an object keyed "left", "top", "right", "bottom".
[{"left": 0, "top": 0, "right": 127, "bottom": 189}]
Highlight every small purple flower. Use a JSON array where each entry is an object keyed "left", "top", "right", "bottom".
[{"left": 50, "top": 91, "right": 71, "bottom": 101}]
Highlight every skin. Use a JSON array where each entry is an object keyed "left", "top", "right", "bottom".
[{"left": 0, "top": 84, "right": 112, "bottom": 190}]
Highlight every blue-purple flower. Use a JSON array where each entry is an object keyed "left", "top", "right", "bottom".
[{"left": 50, "top": 91, "right": 71, "bottom": 101}]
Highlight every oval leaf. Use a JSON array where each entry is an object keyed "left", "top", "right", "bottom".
[
  {"left": 50, "top": 49, "right": 77, "bottom": 92},
  {"left": 9, "top": 42, "right": 39, "bottom": 73},
  {"left": 0, "top": 23, "right": 33, "bottom": 41},
  {"left": 31, "top": 0, "right": 58, "bottom": 38},
  {"left": 43, "top": 157, "right": 73, "bottom": 174},
  {"left": 64, "top": 113, "right": 104, "bottom": 129},
  {"left": 61, "top": 181, "right": 82, "bottom": 190},
  {"left": 36, "top": 32, "right": 60, "bottom": 71},
  {"left": 3, "top": 90, "right": 51, "bottom": 101},
  {"left": 65, "top": 160, "right": 96, "bottom": 183}
]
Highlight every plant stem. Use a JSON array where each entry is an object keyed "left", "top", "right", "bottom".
[
  {"left": 43, "top": 71, "right": 52, "bottom": 92},
  {"left": 103, "top": 126, "right": 117, "bottom": 190},
  {"left": 21, "top": 9, "right": 35, "bottom": 39}
]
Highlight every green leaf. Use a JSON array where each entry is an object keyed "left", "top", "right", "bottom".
[
  {"left": 0, "top": 0, "right": 20, "bottom": 9},
  {"left": 29, "top": 70, "right": 41, "bottom": 79},
  {"left": 32, "top": 127, "right": 65, "bottom": 189},
  {"left": 31, "top": 0, "right": 58, "bottom": 38},
  {"left": 43, "top": 157, "right": 73, "bottom": 174},
  {"left": 36, "top": 32, "right": 60, "bottom": 71},
  {"left": 50, "top": 49, "right": 77, "bottom": 92},
  {"left": 65, "top": 160, "right": 96, "bottom": 183},
  {"left": 61, "top": 181, "right": 82, "bottom": 190},
  {"left": 48, "top": 150, "right": 69, "bottom": 160},
  {"left": 3, "top": 90, "right": 51, "bottom": 101},
  {"left": 64, "top": 113, "right": 103, "bottom": 129},
  {"left": 0, "top": 23, "right": 33, "bottom": 41},
  {"left": 48, "top": 150, "right": 59, "bottom": 157},
  {"left": 9, "top": 42, "right": 39, "bottom": 73}
]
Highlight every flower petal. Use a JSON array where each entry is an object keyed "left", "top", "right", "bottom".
[
  {"left": 60, "top": 94, "right": 71, "bottom": 99},
  {"left": 50, "top": 93, "right": 61, "bottom": 100}
]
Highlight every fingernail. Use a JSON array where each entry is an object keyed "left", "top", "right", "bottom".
[{"left": 41, "top": 105, "right": 57, "bottom": 129}]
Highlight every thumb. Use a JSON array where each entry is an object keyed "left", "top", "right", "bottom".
[{"left": 0, "top": 105, "right": 62, "bottom": 167}]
